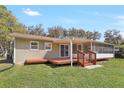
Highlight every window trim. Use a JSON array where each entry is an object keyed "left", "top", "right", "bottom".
[
  {"left": 44, "top": 42, "right": 52, "bottom": 51},
  {"left": 30, "top": 41, "right": 39, "bottom": 50},
  {"left": 73, "top": 44, "right": 81, "bottom": 54},
  {"left": 59, "top": 44, "right": 69, "bottom": 58}
]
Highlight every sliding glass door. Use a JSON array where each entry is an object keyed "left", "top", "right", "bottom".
[{"left": 60, "top": 45, "right": 69, "bottom": 57}]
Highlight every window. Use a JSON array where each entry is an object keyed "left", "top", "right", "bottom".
[
  {"left": 60, "top": 45, "right": 69, "bottom": 57},
  {"left": 73, "top": 44, "right": 81, "bottom": 54},
  {"left": 78, "top": 45, "right": 81, "bottom": 50},
  {"left": 44, "top": 42, "right": 52, "bottom": 51},
  {"left": 30, "top": 41, "right": 39, "bottom": 50},
  {"left": 73, "top": 44, "right": 77, "bottom": 54}
]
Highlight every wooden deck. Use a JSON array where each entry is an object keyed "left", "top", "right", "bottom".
[
  {"left": 48, "top": 58, "right": 78, "bottom": 65},
  {"left": 25, "top": 59, "right": 48, "bottom": 64},
  {"left": 24, "top": 57, "right": 109, "bottom": 65}
]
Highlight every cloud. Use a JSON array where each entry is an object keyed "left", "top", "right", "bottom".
[
  {"left": 23, "top": 8, "right": 41, "bottom": 16},
  {"left": 58, "top": 16, "right": 78, "bottom": 24},
  {"left": 117, "top": 15, "right": 124, "bottom": 25},
  {"left": 62, "top": 18, "right": 75, "bottom": 23},
  {"left": 80, "top": 11, "right": 114, "bottom": 19},
  {"left": 112, "top": 15, "right": 124, "bottom": 27},
  {"left": 112, "top": 16, "right": 124, "bottom": 38},
  {"left": 120, "top": 31, "right": 124, "bottom": 38},
  {"left": 118, "top": 16, "right": 124, "bottom": 20}
]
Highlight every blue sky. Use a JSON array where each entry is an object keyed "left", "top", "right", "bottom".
[{"left": 6, "top": 5, "right": 124, "bottom": 41}]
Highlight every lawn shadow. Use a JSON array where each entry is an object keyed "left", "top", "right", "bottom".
[
  {"left": 24, "top": 61, "right": 79, "bottom": 68},
  {"left": 45, "top": 62, "right": 79, "bottom": 68},
  {"left": 0, "top": 59, "right": 14, "bottom": 72}
]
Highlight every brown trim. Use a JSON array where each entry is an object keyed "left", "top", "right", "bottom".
[{"left": 10, "top": 32, "right": 114, "bottom": 46}]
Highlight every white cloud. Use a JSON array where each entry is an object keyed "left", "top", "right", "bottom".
[
  {"left": 120, "top": 31, "right": 124, "bottom": 38},
  {"left": 58, "top": 16, "right": 78, "bottom": 24},
  {"left": 23, "top": 8, "right": 41, "bottom": 16},
  {"left": 80, "top": 11, "right": 114, "bottom": 19},
  {"left": 117, "top": 16, "right": 124, "bottom": 25},
  {"left": 118, "top": 16, "right": 124, "bottom": 20},
  {"left": 112, "top": 15, "right": 124, "bottom": 27},
  {"left": 63, "top": 18, "right": 74, "bottom": 23}
]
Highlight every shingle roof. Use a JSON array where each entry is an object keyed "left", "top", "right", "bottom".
[
  {"left": 10, "top": 32, "right": 114, "bottom": 46},
  {"left": 53, "top": 37, "right": 93, "bottom": 44},
  {"left": 10, "top": 32, "right": 59, "bottom": 42}
]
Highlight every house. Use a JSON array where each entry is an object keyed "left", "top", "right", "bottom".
[{"left": 10, "top": 32, "right": 114, "bottom": 65}]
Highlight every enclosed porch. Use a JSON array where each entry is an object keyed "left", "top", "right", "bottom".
[
  {"left": 54, "top": 38, "right": 114, "bottom": 59},
  {"left": 49, "top": 38, "right": 114, "bottom": 66}
]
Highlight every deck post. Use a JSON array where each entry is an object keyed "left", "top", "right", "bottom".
[
  {"left": 93, "top": 43, "right": 96, "bottom": 52},
  {"left": 70, "top": 39, "right": 73, "bottom": 67},
  {"left": 113, "top": 45, "right": 115, "bottom": 58},
  {"left": 90, "top": 41, "right": 93, "bottom": 51},
  {"left": 81, "top": 43, "right": 83, "bottom": 51},
  {"left": 13, "top": 38, "right": 16, "bottom": 64}
]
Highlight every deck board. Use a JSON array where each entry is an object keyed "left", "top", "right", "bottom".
[
  {"left": 48, "top": 58, "right": 77, "bottom": 65},
  {"left": 25, "top": 59, "right": 48, "bottom": 64}
]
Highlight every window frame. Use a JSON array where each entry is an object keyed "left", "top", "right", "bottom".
[
  {"left": 59, "top": 44, "right": 69, "bottom": 57},
  {"left": 73, "top": 44, "right": 81, "bottom": 54},
  {"left": 30, "top": 41, "right": 39, "bottom": 50},
  {"left": 44, "top": 42, "right": 52, "bottom": 51}
]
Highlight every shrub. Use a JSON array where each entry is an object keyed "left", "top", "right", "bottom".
[{"left": 115, "top": 53, "right": 124, "bottom": 58}]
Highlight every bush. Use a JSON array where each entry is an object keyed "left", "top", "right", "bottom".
[
  {"left": 115, "top": 53, "right": 124, "bottom": 58},
  {"left": 115, "top": 44, "right": 124, "bottom": 58}
]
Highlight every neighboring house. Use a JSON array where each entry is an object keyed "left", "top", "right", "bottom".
[{"left": 10, "top": 32, "right": 114, "bottom": 65}]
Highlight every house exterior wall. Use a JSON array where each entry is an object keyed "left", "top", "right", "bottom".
[
  {"left": 14, "top": 38, "right": 114, "bottom": 64},
  {"left": 15, "top": 38, "right": 59, "bottom": 64},
  {"left": 94, "top": 43, "right": 114, "bottom": 53},
  {"left": 72, "top": 43, "right": 114, "bottom": 59},
  {"left": 96, "top": 54, "right": 114, "bottom": 59}
]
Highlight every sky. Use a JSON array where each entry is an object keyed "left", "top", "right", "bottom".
[{"left": 6, "top": 5, "right": 124, "bottom": 41}]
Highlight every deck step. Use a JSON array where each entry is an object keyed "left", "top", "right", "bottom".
[
  {"left": 78, "top": 61, "right": 94, "bottom": 67},
  {"left": 84, "top": 63, "right": 93, "bottom": 66}
]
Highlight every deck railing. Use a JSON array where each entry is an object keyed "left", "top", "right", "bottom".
[
  {"left": 77, "top": 50, "right": 96, "bottom": 67},
  {"left": 77, "top": 50, "right": 85, "bottom": 67},
  {"left": 88, "top": 50, "right": 96, "bottom": 65}
]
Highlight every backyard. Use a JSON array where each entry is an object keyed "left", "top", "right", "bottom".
[{"left": 0, "top": 59, "right": 124, "bottom": 88}]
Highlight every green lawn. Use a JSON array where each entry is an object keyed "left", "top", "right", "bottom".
[{"left": 0, "top": 59, "right": 124, "bottom": 88}]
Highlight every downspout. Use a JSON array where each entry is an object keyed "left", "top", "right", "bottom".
[
  {"left": 70, "top": 37, "right": 74, "bottom": 67},
  {"left": 94, "top": 43, "right": 96, "bottom": 52},
  {"left": 90, "top": 41, "right": 93, "bottom": 51},
  {"left": 113, "top": 45, "right": 115, "bottom": 58},
  {"left": 13, "top": 38, "right": 16, "bottom": 64},
  {"left": 70, "top": 39, "right": 73, "bottom": 67}
]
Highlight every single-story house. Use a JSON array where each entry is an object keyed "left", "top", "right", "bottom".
[{"left": 10, "top": 32, "right": 114, "bottom": 65}]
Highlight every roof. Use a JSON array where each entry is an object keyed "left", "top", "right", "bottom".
[
  {"left": 115, "top": 45, "right": 124, "bottom": 48},
  {"left": 54, "top": 37, "right": 114, "bottom": 45},
  {"left": 10, "top": 32, "right": 114, "bottom": 46},
  {"left": 54, "top": 37, "right": 93, "bottom": 44},
  {"left": 10, "top": 32, "right": 59, "bottom": 42}
]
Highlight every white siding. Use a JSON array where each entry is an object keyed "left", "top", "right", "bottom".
[
  {"left": 96, "top": 54, "right": 114, "bottom": 59},
  {"left": 73, "top": 53, "right": 114, "bottom": 59}
]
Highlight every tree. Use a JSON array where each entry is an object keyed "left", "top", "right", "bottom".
[
  {"left": 77, "top": 29, "right": 86, "bottom": 38},
  {"left": 121, "top": 40, "right": 124, "bottom": 45},
  {"left": 92, "top": 31, "right": 101, "bottom": 40},
  {"left": 68, "top": 28, "right": 86, "bottom": 38},
  {"left": 48, "top": 26, "right": 65, "bottom": 38},
  {"left": 28, "top": 24, "right": 45, "bottom": 36},
  {"left": 47, "top": 26, "right": 101, "bottom": 40},
  {"left": 104, "top": 29, "right": 122, "bottom": 45},
  {"left": 68, "top": 28, "right": 78, "bottom": 37},
  {"left": 85, "top": 31, "right": 93, "bottom": 39},
  {"left": 13, "top": 23, "right": 28, "bottom": 33},
  {"left": 0, "top": 5, "right": 27, "bottom": 56}
]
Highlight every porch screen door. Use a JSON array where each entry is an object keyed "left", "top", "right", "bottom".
[
  {"left": 60, "top": 45, "right": 69, "bottom": 57},
  {"left": 78, "top": 45, "right": 81, "bottom": 50}
]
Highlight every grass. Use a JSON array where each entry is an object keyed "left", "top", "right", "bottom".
[{"left": 0, "top": 59, "right": 124, "bottom": 88}]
